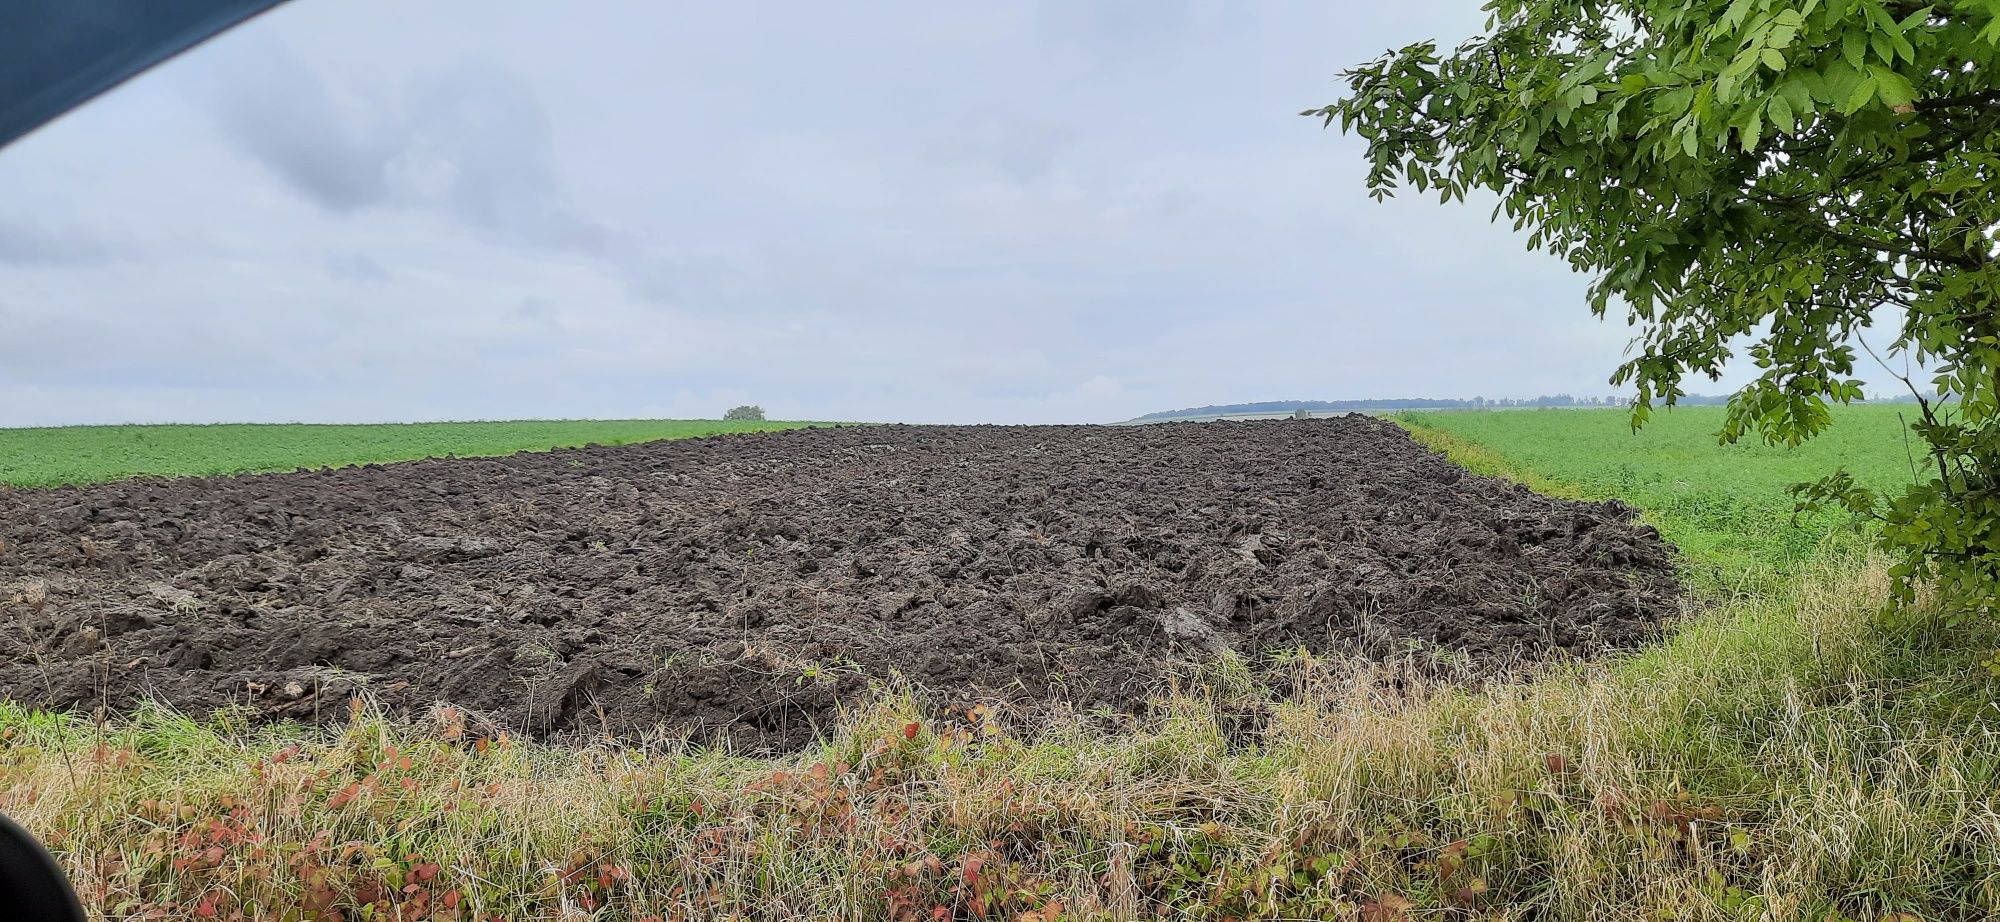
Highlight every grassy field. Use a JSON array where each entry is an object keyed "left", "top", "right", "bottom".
[
  {"left": 0, "top": 419, "right": 825, "bottom": 488},
  {"left": 1399, "top": 404, "right": 1921, "bottom": 590},
  {"left": 6, "top": 406, "right": 1997, "bottom": 920}
]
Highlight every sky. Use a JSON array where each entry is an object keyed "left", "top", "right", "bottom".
[{"left": 0, "top": 1, "right": 1795, "bottom": 427}]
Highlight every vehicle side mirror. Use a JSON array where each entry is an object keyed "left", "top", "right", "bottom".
[{"left": 0, "top": 813, "right": 86, "bottom": 921}]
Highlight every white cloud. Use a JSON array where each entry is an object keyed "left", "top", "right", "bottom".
[{"left": 0, "top": 0, "right": 1804, "bottom": 426}]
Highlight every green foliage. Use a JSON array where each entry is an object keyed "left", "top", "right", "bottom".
[
  {"left": 0, "top": 419, "right": 822, "bottom": 488},
  {"left": 1400, "top": 404, "right": 1919, "bottom": 588},
  {"left": 1317, "top": 0, "right": 2000, "bottom": 615},
  {"left": 723, "top": 404, "right": 767, "bottom": 421}
]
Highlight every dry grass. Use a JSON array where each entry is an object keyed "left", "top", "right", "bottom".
[{"left": 5, "top": 558, "right": 1998, "bottom": 921}]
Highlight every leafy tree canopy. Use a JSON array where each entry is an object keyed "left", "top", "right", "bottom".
[
  {"left": 723, "top": 405, "right": 767, "bottom": 421},
  {"left": 1313, "top": 0, "right": 2000, "bottom": 613}
]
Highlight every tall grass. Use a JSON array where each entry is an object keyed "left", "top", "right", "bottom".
[{"left": 6, "top": 559, "right": 1998, "bottom": 920}]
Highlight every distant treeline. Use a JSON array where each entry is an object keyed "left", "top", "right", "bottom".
[
  {"left": 1128, "top": 396, "right": 1800, "bottom": 424},
  {"left": 1127, "top": 391, "right": 1945, "bottom": 422},
  {"left": 1134, "top": 394, "right": 1664, "bottom": 421}
]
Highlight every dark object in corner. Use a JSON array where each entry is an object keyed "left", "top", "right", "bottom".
[
  {"left": 0, "top": 812, "right": 85, "bottom": 921},
  {"left": 0, "top": 0, "right": 288, "bottom": 149}
]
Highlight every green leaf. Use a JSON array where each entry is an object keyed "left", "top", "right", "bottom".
[
  {"left": 1841, "top": 74, "right": 1878, "bottom": 113},
  {"left": 1780, "top": 79, "right": 1815, "bottom": 115},
  {"left": 1761, "top": 48, "right": 1787, "bottom": 71},
  {"left": 1870, "top": 30, "right": 1896, "bottom": 65},
  {"left": 1842, "top": 29, "right": 1867, "bottom": 67},
  {"left": 1892, "top": 31, "right": 1917, "bottom": 63},
  {"left": 1862, "top": 2, "right": 1919, "bottom": 62},
  {"left": 1769, "top": 9, "right": 1803, "bottom": 48},
  {"left": 1870, "top": 65, "right": 1917, "bottom": 108},
  {"left": 1768, "top": 93, "right": 1797, "bottom": 133},
  {"left": 1864, "top": 1, "right": 1902, "bottom": 34}
]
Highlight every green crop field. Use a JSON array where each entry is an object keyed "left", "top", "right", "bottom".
[
  {"left": 1399, "top": 404, "right": 1919, "bottom": 588},
  {"left": 0, "top": 419, "right": 826, "bottom": 488}
]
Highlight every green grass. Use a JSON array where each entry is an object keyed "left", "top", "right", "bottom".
[
  {"left": 8, "top": 405, "right": 1998, "bottom": 919},
  {"left": 0, "top": 419, "right": 826, "bottom": 488},
  {"left": 1398, "top": 404, "right": 1921, "bottom": 590}
]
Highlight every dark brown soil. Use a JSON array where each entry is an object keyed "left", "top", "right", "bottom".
[{"left": 0, "top": 418, "right": 1678, "bottom": 750}]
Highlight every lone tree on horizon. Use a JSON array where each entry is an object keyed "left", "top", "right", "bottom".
[
  {"left": 1315, "top": 0, "right": 2000, "bottom": 615},
  {"left": 724, "top": 405, "right": 766, "bottom": 421}
]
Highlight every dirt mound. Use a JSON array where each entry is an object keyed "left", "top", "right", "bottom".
[{"left": 0, "top": 418, "right": 1678, "bottom": 750}]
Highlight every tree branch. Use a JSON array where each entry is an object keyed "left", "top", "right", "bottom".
[{"left": 1915, "top": 90, "right": 2000, "bottom": 112}]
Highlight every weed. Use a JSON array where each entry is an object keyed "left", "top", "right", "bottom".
[{"left": 4, "top": 559, "right": 1996, "bottom": 919}]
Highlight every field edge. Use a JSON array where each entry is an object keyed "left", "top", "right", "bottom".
[{"left": 0, "top": 418, "right": 840, "bottom": 489}]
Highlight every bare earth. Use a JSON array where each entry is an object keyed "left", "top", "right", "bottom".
[{"left": 0, "top": 418, "right": 1678, "bottom": 751}]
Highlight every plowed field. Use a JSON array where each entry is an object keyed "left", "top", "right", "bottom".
[{"left": 0, "top": 418, "right": 1678, "bottom": 750}]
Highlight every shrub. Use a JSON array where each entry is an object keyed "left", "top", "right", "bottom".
[{"left": 1319, "top": 2, "right": 2000, "bottom": 617}]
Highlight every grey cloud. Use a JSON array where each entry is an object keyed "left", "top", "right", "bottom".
[
  {"left": 211, "top": 41, "right": 604, "bottom": 251},
  {"left": 212, "top": 42, "right": 398, "bottom": 211},
  {"left": 398, "top": 62, "right": 608, "bottom": 251},
  {"left": 0, "top": 1, "right": 1826, "bottom": 427},
  {"left": 515, "top": 296, "right": 560, "bottom": 329},
  {"left": 612, "top": 245, "right": 786, "bottom": 312},
  {"left": 1035, "top": 0, "right": 1199, "bottom": 59},
  {"left": 616, "top": 249, "right": 683, "bottom": 306},
  {"left": 928, "top": 115, "right": 1075, "bottom": 182},
  {"left": 0, "top": 219, "right": 121, "bottom": 266},
  {"left": 325, "top": 252, "right": 389, "bottom": 281}
]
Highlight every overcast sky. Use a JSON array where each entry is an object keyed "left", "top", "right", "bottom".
[{"left": 0, "top": 1, "right": 1794, "bottom": 426}]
